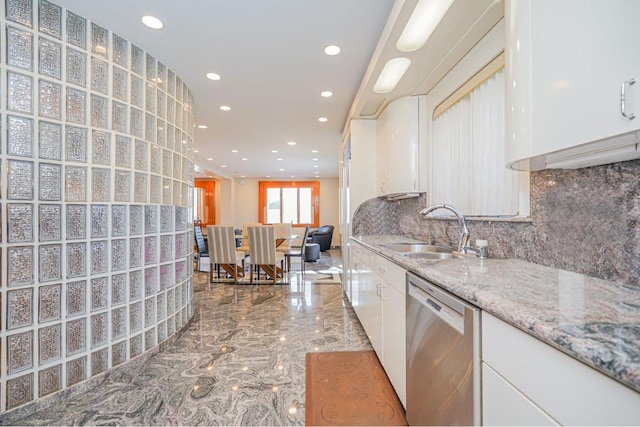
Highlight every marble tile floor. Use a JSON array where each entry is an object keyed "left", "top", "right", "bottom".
[{"left": 4, "top": 249, "right": 373, "bottom": 426}]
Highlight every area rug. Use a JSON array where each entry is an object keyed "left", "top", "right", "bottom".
[
  {"left": 304, "top": 267, "right": 342, "bottom": 284},
  {"left": 305, "top": 350, "right": 407, "bottom": 426}
]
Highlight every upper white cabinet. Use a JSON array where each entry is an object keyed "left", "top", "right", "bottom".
[
  {"left": 506, "top": 0, "right": 640, "bottom": 170},
  {"left": 376, "top": 95, "right": 426, "bottom": 196}
]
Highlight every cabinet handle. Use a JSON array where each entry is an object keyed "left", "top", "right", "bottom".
[
  {"left": 621, "top": 78, "right": 636, "bottom": 120},
  {"left": 377, "top": 266, "right": 386, "bottom": 272},
  {"left": 380, "top": 283, "right": 386, "bottom": 301}
]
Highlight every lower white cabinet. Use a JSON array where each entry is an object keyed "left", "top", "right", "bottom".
[
  {"left": 351, "top": 242, "right": 406, "bottom": 407},
  {"left": 482, "top": 312, "right": 640, "bottom": 425}
]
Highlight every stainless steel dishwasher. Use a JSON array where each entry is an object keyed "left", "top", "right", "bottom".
[{"left": 406, "top": 273, "right": 481, "bottom": 426}]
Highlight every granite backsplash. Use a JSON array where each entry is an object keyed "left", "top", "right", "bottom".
[{"left": 352, "top": 159, "right": 640, "bottom": 286}]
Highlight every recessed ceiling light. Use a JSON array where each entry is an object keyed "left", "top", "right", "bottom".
[
  {"left": 324, "top": 45, "right": 341, "bottom": 55},
  {"left": 277, "top": 158, "right": 283, "bottom": 161},
  {"left": 321, "top": 91, "right": 333, "bottom": 98},
  {"left": 313, "top": 165, "right": 319, "bottom": 168},
  {"left": 279, "top": 168, "right": 285, "bottom": 171},
  {"left": 312, "top": 158, "right": 318, "bottom": 161},
  {"left": 311, "top": 150, "right": 318, "bottom": 153},
  {"left": 241, "top": 175, "right": 245, "bottom": 178},
  {"left": 318, "top": 117, "right": 328, "bottom": 122},
  {"left": 194, "top": 150, "right": 199, "bottom": 153},
  {"left": 271, "top": 150, "right": 278, "bottom": 153},
  {"left": 141, "top": 15, "right": 164, "bottom": 30},
  {"left": 231, "top": 150, "right": 238, "bottom": 153},
  {"left": 219, "top": 105, "right": 231, "bottom": 111},
  {"left": 266, "top": 175, "right": 271, "bottom": 178},
  {"left": 290, "top": 175, "right": 295, "bottom": 178},
  {"left": 242, "top": 158, "right": 248, "bottom": 161},
  {"left": 373, "top": 57, "right": 411, "bottom": 93},
  {"left": 197, "top": 125, "right": 208, "bottom": 129},
  {"left": 287, "top": 141, "right": 296, "bottom": 146},
  {"left": 206, "top": 72, "right": 221, "bottom": 81},
  {"left": 207, "top": 157, "right": 213, "bottom": 161},
  {"left": 221, "top": 165, "right": 227, "bottom": 168}
]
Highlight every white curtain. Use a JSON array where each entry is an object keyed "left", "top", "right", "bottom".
[{"left": 431, "top": 69, "right": 518, "bottom": 216}]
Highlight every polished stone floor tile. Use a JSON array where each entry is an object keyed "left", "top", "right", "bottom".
[{"left": 4, "top": 250, "right": 372, "bottom": 426}]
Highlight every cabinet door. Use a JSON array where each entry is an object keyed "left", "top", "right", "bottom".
[
  {"left": 506, "top": 0, "right": 640, "bottom": 167},
  {"left": 381, "top": 282, "right": 406, "bottom": 407}
]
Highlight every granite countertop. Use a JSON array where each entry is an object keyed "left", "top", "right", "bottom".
[{"left": 351, "top": 235, "right": 640, "bottom": 394}]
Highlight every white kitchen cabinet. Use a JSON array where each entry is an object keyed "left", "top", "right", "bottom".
[
  {"left": 350, "top": 241, "right": 407, "bottom": 407},
  {"left": 506, "top": 0, "right": 640, "bottom": 170},
  {"left": 482, "top": 312, "right": 640, "bottom": 425},
  {"left": 376, "top": 95, "right": 426, "bottom": 196}
]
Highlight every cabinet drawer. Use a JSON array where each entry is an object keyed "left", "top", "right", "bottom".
[
  {"left": 482, "top": 312, "right": 640, "bottom": 425},
  {"left": 373, "top": 254, "right": 406, "bottom": 295}
]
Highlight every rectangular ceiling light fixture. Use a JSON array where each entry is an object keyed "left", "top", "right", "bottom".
[
  {"left": 373, "top": 57, "right": 411, "bottom": 93},
  {"left": 396, "top": 0, "right": 455, "bottom": 52}
]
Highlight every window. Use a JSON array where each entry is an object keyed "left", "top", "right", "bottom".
[{"left": 258, "top": 181, "right": 320, "bottom": 226}]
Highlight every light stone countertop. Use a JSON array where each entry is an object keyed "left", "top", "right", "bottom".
[{"left": 351, "top": 235, "right": 640, "bottom": 394}]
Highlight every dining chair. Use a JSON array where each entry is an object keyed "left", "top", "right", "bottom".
[
  {"left": 284, "top": 225, "right": 310, "bottom": 275},
  {"left": 194, "top": 226, "right": 209, "bottom": 272},
  {"left": 206, "top": 225, "right": 246, "bottom": 284},
  {"left": 237, "top": 222, "right": 261, "bottom": 255},
  {"left": 247, "top": 225, "right": 285, "bottom": 285},
  {"left": 273, "top": 222, "right": 293, "bottom": 254}
]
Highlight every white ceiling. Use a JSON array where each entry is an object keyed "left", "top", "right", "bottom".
[{"left": 51, "top": 0, "right": 397, "bottom": 179}]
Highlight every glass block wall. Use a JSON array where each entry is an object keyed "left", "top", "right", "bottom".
[{"left": 0, "top": 0, "right": 195, "bottom": 412}]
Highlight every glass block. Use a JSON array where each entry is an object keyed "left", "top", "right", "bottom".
[
  {"left": 7, "top": 373, "right": 34, "bottom": 410},
  {"left": 167, "top": 290, "right": 175, "bottom": 315},
  {"left": 66, "top": 47, "right": 86, "bottom": 87},
  {"left": 90, "top": 94, "right": 108, "bottom": 129},
  {"left": 156, "top": 62, "right": 167, "bottom": 90},
  {"left": 115, "top": 135, "right": 131, "bottom": 167},
  {"left": 144, "top": 205, "right": 158, "bottom": 234},
  {"left": 8, "top": 331, "right": 33, "bottom": 373},
  {"left": 173, "top": 180, "right": 181, "bottom": 205},
  {"left": 66, "top": 280, "right": 85, "bottom": 318},
  {"left": 131, "top": 303, "right": 145, "bottom": 337},
  {"left": 173, "top": 153, "right": 182, "bottom": 179},
  {"left": 129, "top": 238, "right": 142, "bottom": 268},
  {"left": 176, "top": 76, "right": 183, "bottom": 102},
  {"left": 90, "top": 277, "right": 108, "bottom": 312},
  {"left": 161, "top": 149, "right": 170, "bottom": 176},
  {"left": 130, "top": 107, "right": 143, "bottom": 138},
  {"left": 91, "top": 240, "right": 108, "bottom": 274},
  {"left": 130, "top": 205, "right": 143, "bottom": 235},
  {"left": 39, "top": 244, "right": 61, "bottom": 282},
  {"left": 145, "top": 267, "right": 158, "bottom": 297},
  {"left": 8, "top": 159, "right": 33, "bottom": 200},
  {"left": 65, "top": 166, "right": 87, "bottom": 202},
  {"left": 90, "top": 313, "right": 107, "bottom": 348},
  {"left": 38, "top": 323, "right": 60, "bottom": 363},
  {"left": 156, "top": 119, "right": 166, "bottom": 147},
  {"left": 134, "top": 139, "right": 147, "bottom": 171},
  {"left": 90, "top": 57, "right": 108, "bottom": 94},
  {"left": 91, "top": 348, "right": 108, "bottom": 376},
  {"left": 39, "top": 163, "right": 62, "bottom": 201},
  {"left": 112, "top": 66, "right": 128, "bottom": 101},
  {"left": 130, "top": 334, "right": 143, "bottom": 358},
  {"left": 39, "top": 204, "right": 61, "bottom": 242},
  {"left": 7, "top": 26, "right": 33, "bottom": 70},
  {"left": 167, "top": 69, "right": 175, "bottom": 96},
  {"left": 65, "top": 321, "right": 86, "bottom": 361},
  {"left": 39, "top": 38, "right": 61, "bottom": 79},
  {"left": 174, "top": 233, "right": 185, "bottom": 261},
  {"left": 7, "top": 115, "right": 33, "bottom": 157},
  {"left": 131, "top": 44, "right": 143, "bottom": 75},
  {"left": 66, "top": 87, "right": 86, "bottom": 124},
  {"left": 66, "top": 11, "right": 86, "bottom": 49},
  {"left": 111, "top": 239, "right": 126, "bottom": 271},
  {"left": 38, "top": 120, "right": 62, "bottom": 160},
  {"left": 149, "top": 175, "right": 161, "bottom": 204},
  {"left": 91, "top": 130, "right": 110, "bottom": 165},
  {"left": 6, "top": 0, "right": 33, "bottom": 26},
  {"left": 160, "top": 206, "right": 172, "bottom": 232},
  {"left": 159, "top": 262, "right": 172, "bottom": 288},
  {"left": 8, "top": 71, "right": 34, "bottom": 114},
  {"left": 39, "top": 79, "right": 62, "bottom": 119},
  {"left": 146, "top": 82, "right": 156, "bottom": 114},
  {"left": 110, "top": 306, "right": 127, "bottom": 342},
  {"left": 144, "top": 236, "right": 157, "bottom": 265},
  {"left": 111, "top": 274, "right": 127, "bottom": 306},
  {"left": 90, "top": 204, "right": 107, "bottom": 238},
  {"left": 112, "top": 101, "right": 127, "bottom": 133},
  {"left": 111, "top": 205, "right": 126, "bottom": 237},
  {"left": 163, "top": 178, "right": 172, "bottom": 204},
  {"left": 129, "top": 269, "right": 142, "bottom": 300},
  {"left": 157, "top": 293, "right": 166, "bottom": 320},
  {"left": 38, "top": 364, "right": 61, "bottom": 398},
  {"left": 66, "top": 242, "right": 86, "bottom": 278},
  {"left": 39, "top": 283, "right": 61, "bottom": 322},
  {"left": 91, "top": 168, "right": 110, "bottom": 202},
  {"left": 39, "top": 0, "right": 61, "bottom": 38},
  {"left": 65, "top": 204, "right": 86, "bottom": 240},
  {"left": 182, "top": 158, "right": 192, "bottom": 182},
  {"left": 134, "top": 173, "right": 148, "bottom": 203},
  {"left": 112, "top": 341, "right": 127, "bottom": 367},
  {"left": 8, "top": 288, "right": 33, "bottom": 329},
  {"left": 175, "top": 207, "right": 187, "bottom": 231},
  {"left": 91, "top": 23, "right": 108, "bottom": 58},
  {"left": 145, "top": 328, "right": 156, "bottom": 351},
  {"left": 145, "top": 53, "right": 156, "bottom": 81},
  {"left": 175, "top": 260, "right": 187, "bottom": 282},
  {"left": 67, "top": 125, "right": 89, "bottom": 157},
  {"left": 130, "top": 75, "right": 143, "bottom": 108},
  {"left": 112, "top": 33, "right": 128, "bottom": 68},
  {"left": 145, "top": 113, "right": 156, "bottom": 143},
  {"left": 114, "top": 170, "right": 130, "bottom": 202},
  {"left": 148, "top": 146, "right": 160, "bottom": 175},
  {"left": 167, "top": 315, "right": 175, "bottom": 337},
  {"left": 66, "top": 356, "right": 86, "bottom": 386},
  {"left": 8, "top": 203, "right": 33, "bottom": 243},
  {"left": 157, "top": 91, "right": 166, "bottom": 122}
]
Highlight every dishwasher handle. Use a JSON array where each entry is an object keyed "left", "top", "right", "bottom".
[{"left": 409, "top": 282, "right": 465, "bottom": 334}]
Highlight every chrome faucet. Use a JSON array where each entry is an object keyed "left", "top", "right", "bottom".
[{"left": 420, "top": 204, "right": 471, "bottom": 253}]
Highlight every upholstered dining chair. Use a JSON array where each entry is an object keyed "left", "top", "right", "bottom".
[
  {"left": 273, "top": 222, "right": 293, "bottom": 254},
  {"left": 237, "top": 222, "right": 261, "bottom": 255},
  {"left": 206, "top": 225, "right": 246, "bottom": 285},
  {"left": 194, "top": 226, "right": 209, "bottom": 272},
  {"left": 247, "top": 225, "right": 285, "bottom": 285},
  {"left": 284, "top": 225, "right": 309, "bottom": 275}
]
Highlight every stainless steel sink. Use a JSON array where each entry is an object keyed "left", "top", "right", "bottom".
[{"left": 380, "top": 243, "right": 455, "bottom": 254}]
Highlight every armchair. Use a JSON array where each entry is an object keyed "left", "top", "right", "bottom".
[{"left": 306, "top": 225, "right": 334, "bottom": 252}]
